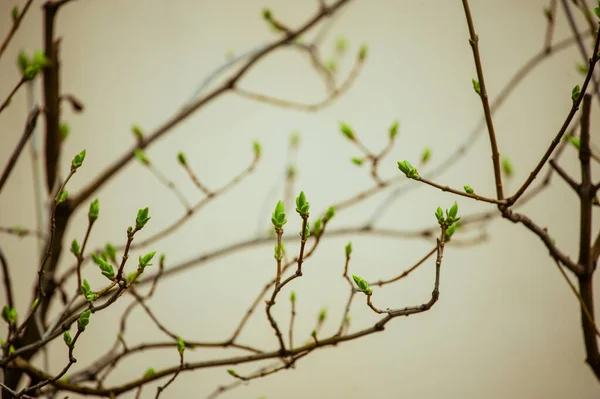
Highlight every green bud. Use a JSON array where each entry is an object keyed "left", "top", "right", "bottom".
[
  {"left": 71, "top": 149, "right": 86, "bottom": 169},
  {"left": 358, "top": 44, "right": 368, "bottom": 61},
  {"left": 271, "top": 200, "right": 287, "bottom": 228},
  {"left": 32, "top": 51, "right": 49, "bottom": 68},
  {"left": 446, "top": 223, "right": 458, "bottom": 240},
  {"left": 313, "top": 218, "right": 323, "bottom": 237},
  {"left": 136, "top": 207, "right": 151, "bottom": 229},
  {"left": 389, "top": 120, "right": 399, "bottom": 140},
  {"left": 295, "top": 191, "right": 310, "bottom": 216},
  {"left": 345, "top": 242, "right": 352, "bottom": 257},
  {"left": 92, "top": 254, "right": 115, "bottom": 280},
  {"left": 447, "top": 202, "right": 459, "bottom": 219},
  {"left": 502, "top": 157, "right": 514, "bottom": 178},
  {"left": 262, "top": 8, "right": 272, "bottom": 20},
  {"left": 23, "top": 64, "right": 40, "bottom": 80},
  {"left": 17, "top": 50, "right": 29, "bottom": 73},
  {"left": 134, "top": 149, "right": 149, "bottom": 165},
  {"left": 543, "top": 7, "right": 552, "bottom": 21},
  {"left": 290, "top": 291, "right": 296, "bottom": 302},
  {"left": 335, "top": 36, "right": 348, "bottom": 54},
  {"left": 351, "top": 157, "right": 364, "bottom": 166},
  {"left": 463, "top": 185, "right": 474, "bottom": 195},
  {"left": 177, "top": 336, "right": 185, "bottom": 354},
  {"left": 59, "top": 122, "right": 70, "bottom": 139},
  {"left": 576, "top": 63, "right": 588, "bottom": 75},
  {"left": 88, "top": 198, "right": 99, "bottom": 223},
  {"left": 2, "top": 306, "right": 17, "bottom": 324},
  {"left": 311, "top": 329, "right": 317, "bottom": 338},
  {"left": 139, "top": 251, "right": 156, "bottom": 268},
  {"left": 131, "top": 124, "right": 143, "bottom": 140},
  {"left": 421, "top": 147, "right": 431, "bottom": 164},
  {"left": 144, "top": 368, "right": 156, "bottom": 378},
  {"left": 31, "top": 297, "right": 39, "bottom": 310},
  {"left": 352, "top": 274, "right": 372, "bottom": 295},
  {"left": 11, "top": 6, "right": 18, "bottom": 22},
  {"left": 227, "top": 369, "right": 238, "bottom": 377},
  {"left": 77, "top": 309, "right": 91, "bottom": 329},
  {"left": 397, "top": 160, "right": 419, "bottom": 179},
  {"left": 568, "top": 136, "right": 581, "bottom": 150},
  {"left": 57, "top": 190, "right": 68, "bottom": 204},
  {"left": 63, "top": 331, "right": 72, "bottom": 346},
  {"left": 472, "top": 78, "right": 481, "bottom": 95},
  {"left": 289, "top": 131, "right": 300, "bottom": 148},
  {"left": 9, "top": 345, "right": 15, "bottom": 355},
  {"left": 105, "top": 242, "right": 117, "bottom": 263},
  {"left": 177, "top": 152, "right": 187, "bottom": 165},
  {"left": 71, "top": 239, "right": 80, "bottom": 257},
  {"left": 594, "top": 4, "right": 600, "bottom": 19},
  {"left": 339, "top": 122, "right": 355, "bottom": 140},
  {"left": 324, "top": 206, "right": 335, "bottom": 222},
  {"left": 435, "top": 207, "right": 444, "bottom": 225},
  {"left": 318, "top": 307, "right": 327, "bottom": 322},
  {"left": 325, "top": 60, "right": 337, "bottom": 73},
  {"left": 253, "top": 141, "right": 262, "bottom": 158},
  {"left": 572, "top": 85, "right": 581, "bottom": 102}
]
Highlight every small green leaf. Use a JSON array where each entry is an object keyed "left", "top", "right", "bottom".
[
  {"left": 572, "top": 85, "right": 581, "bottom": 102},
  {"left": 447, "top": 202, "right": 459, "bottom": 219},
  {"left": 63, "top": 331, "right": 72, "bottom": 346},
  {"left": 88, "top": 198, "right": 99, "bottom": 223},
  {"left": 568, "top": 136, "right": 581, "bottom": 150},
  {"left": 324, "top": 206, "right": 335, "bottom": 222},
  {"left": 57, "top": 190, "right": 68, "bottom": 204},
  {"left": 594, "top": 4, "right": 600, "bottom": 19},
  {"left": 32, "top": 50, "right": 48, "bottom": 68},
  {"left": 71, "top": 149, "right": 86, "bottom": 169},
  {"left": 345, "top": 242, "right": 352, "bottom": 257},
  {"left": 78, "top": 309, "right": 91, "bottom": 329},
  {"left": 389, "top": 120, "right": 399, "bottom": 140},
  {"left": 92, "top": 254, "right": 115, "bottom": 280},
  {"left": 2, "top": 306, "right": 17, "bottom": 324},
  {"left": 421, "top": 147, "right": 431, "bottom": 164},
  {"left": 358, "top": 44, "right": 368, "bottom": 61},
  {"left": 463, "top": 185, "right": 475, "bottom": 194},
  {"left": 313, "top": 218, "right": 323, "bottom": 237},
  {"left": 136, "top": 207, "right": 151, "bottom": 229},
  {"left": 351, "top": 274, "right": 372, "bottom": 295},
  {"left": 397, "top": 160, "right": 419, "bottom": 179},
  {"left": 295, "top": 191, "right": 310, "bottom": 216},
  {"left": 177, "top": 337, "right": 185, "bottom": 354},
  {"left": 576, "top": 63, "right": 589, "bottom": 75},
  {"left": 144, "top": 368, "right": 156, "bottom": 378},
  {"left": 105, "top": 242, "right": 117, "bottom": 263},
  {"left": 446, "top": 223, "right": 458, "bottom": 240},
  {"left": 271, "top": 200, "right": 287, "bottom": 228},
  {"left": 177, "top": 152, "right": 187, "bottom": 165},
  {"left": 134, "top": 149, "right": 149, "bottom": 165},
  {"left": 71, "top": 239, "right": 80, "bottom": 257},
  {"left": 339, "top": 122, "right": 355, "bottom": 140},
  {"left": 335, "top": 35, "right": 348, "bottom": 54},
  {"left": 139, "top": 251, "right": 156, "bottom": 268},
  {"left": 435, "top": 207, "right": 444, "bottom": 225},
  {"left": 472, "top": 78, "right": 481, "bottom": 95},
  {"left": 253, "top": 141, "right": 262, "bottom": 158},
  {"left": 351, "top": 157, "right": 364, "bottom": 166},
  {"left": 318, "top": 307, "right": 327, "bottom": 322},
  {"left": 59, "top": 122, "right": 70, "bottom": 139},
  {"left": 23, "top": 64, "right": 40, "bottom": 80},
  {"left": 227, "top": 369, "right": 238, "bottom": 377},
  {"left": 131, "top": 124, "right": 143, "bottom": 140},
  {"left": 502, "top": 157, "right": 514, "bottom": 178},
  {"left": 17, "top": 50, "right": 29, "bottom": 73}
]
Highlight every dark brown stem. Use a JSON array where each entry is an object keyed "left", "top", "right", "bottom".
[
  {"left": 0, "top": 78, "right": 26, "bottom": 114},
  {"left": 0, "top": 106, "right": 40, "bottom": 194},
  {"left": 461, "top": 0, "right": 504, "bottom": 200},
  {"left": 0, "top": 248, "right": 14, "bottom": 309}
]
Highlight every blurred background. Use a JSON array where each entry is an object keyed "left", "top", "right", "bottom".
[{"left": 1, "top": 0, "right": 600, "bottom": 398}]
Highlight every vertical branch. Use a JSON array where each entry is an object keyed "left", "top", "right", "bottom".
[
  {"left": 0, "top": 248, "right": 14, "bottom": 309},
  {"left": 461, "top": 0, "right": 504, "bottom": 200},
  {"left": 42, "top": 3, "right": 61, "bottom": 193},
  {"left": 576, "top": 94, "right": 600, "bottom": 378}
]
